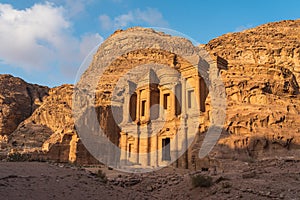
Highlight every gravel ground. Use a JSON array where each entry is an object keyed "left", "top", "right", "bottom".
[{"left": 1, "top": 158, "right": 300, "bottom": 200}]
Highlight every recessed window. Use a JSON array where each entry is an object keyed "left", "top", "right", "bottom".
[
  {"left": 141, "top": 100, "right": 146, "bottom": 116},
  {"left": 188, "top": 90, "right": 194, "bottom": 109},
  {"left": 163, "top": 93, "right": 170, "bottom": 110},
  {"left": 129, "top": 93, "right": 137, "bottom": 121}
]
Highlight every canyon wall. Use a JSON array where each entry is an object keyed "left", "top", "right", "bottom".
[
  {"left": 204, "top": 19, "right": 300, "bottom": 160},
  {"left": 2, "top": 20, "right": 300, "bottom": 166}
]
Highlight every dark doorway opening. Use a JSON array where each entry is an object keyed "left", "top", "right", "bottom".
[{"left": 162, "top": 138, "right": 171, "bottom": 161}]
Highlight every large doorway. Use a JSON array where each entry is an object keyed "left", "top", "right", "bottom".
[{"left": 162, "top": 138, "right": 171, "bottom": 161}]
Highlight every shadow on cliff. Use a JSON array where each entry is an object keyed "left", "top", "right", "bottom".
[{"left": 187, "top": 128, "right": 300, "bottom": 171}]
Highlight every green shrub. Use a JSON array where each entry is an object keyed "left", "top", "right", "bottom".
[{"left": 191, "top": 174, "right": 213, "bottom": 188}]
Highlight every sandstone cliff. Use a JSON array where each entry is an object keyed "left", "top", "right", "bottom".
[
  {"left": 205, "top": 19, "right": 300, "bottom": 158},
  {"left": 8, "top": 85, "right": 74, "bottom": 152},
  {"left": 8, "top": 84, "right": 98, "bottom": 164},
  {"left": 4, "top": 20, "right": 300, "bottom": 166},
  {"left": 0, "top": 74, "right": 49, "bottom": 136}
]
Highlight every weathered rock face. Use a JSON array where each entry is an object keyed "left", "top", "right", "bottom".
[
  {"left": 8, "top": 85, "right": 74, "bottom": 151},
  {"left": 4, "top": 20, "right": 300, "bottom": 166},
  {"left": 8, "top": 84, "right": 98, "bottom": 164},
  {"left": 204, "top": 19, "right": 300, "bottom": 159},
  {"left": 0, "top": 74, "right": 49, "bottom": 136},
  {"left": 206, "top": 20, "right": 300, "bottom": 83}
]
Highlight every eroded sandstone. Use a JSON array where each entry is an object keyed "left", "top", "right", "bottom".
[{"left": 3, "top": 20, "right": 300, "bottom": 167}]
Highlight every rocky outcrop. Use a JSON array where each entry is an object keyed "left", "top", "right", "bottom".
[
  {"left": 8, "top": 84, "right": 98, "bottom": 164},
  {"left": 0, "top": 74, "right": 49, "bottom": 136},
  {"left": 204, "top": 19, "right": 300, "bottom": 158},
  {"left": 8, "top": 85, "right": 74, "bottom": 152},
  {"left": 206, "top": 20, "right": 300, "bottom": 83}
]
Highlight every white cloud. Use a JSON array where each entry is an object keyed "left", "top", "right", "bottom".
[
  {"left": 114, "top": 12, "right": 134, "bottom": 27},
  {"left": 99, "top": 14, "right": 113, "bottom": 30},
  {"left": 0, "top": 3, "right": 68, "bottom": 70},
  {"left": 80, "top": 33, "right": 103, "bottom": 57},
  {"left": 99, "top": 8, "right": 168, "bottom": 30},
  {"left": 52, "top": 0, "right": 94, "bottom": 17},
  {"left": 135, "top": 8, "right": 167, "bottom": 27},
  {"left": 0, "top": 2, "right": 103, "bottom": 77}
]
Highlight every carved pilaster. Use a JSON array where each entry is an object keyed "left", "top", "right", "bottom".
[
  {"left": 136, "top": 90, "right": 141, "bottom": 123},
  {"left": 120, "top": 132, "right": 128, "bottom": 165},
  {"left": 194, "top": 75, "right": 201, "bottom": 112},
  {"left": 181, "top": 78, "right": 187, "bottom": 116}
]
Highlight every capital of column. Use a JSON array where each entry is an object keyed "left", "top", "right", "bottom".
[{"left": 120, "top": 132, "right": 128, "bottom": 136}]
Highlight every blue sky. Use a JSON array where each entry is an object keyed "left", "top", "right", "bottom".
[{"left": 0, "top": 0, "right": 299, "bottom": 87}]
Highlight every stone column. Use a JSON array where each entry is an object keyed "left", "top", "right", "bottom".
[
  {"left": 135, "top": 125, "right": 140, "bottom": 164},
  {"left": 136, "top": 89, "right": 141, "bottom": 122},
  {"left": 120, "top": 132, "right": 128, "bottom": 165},
  {"left": 171, "top": 85, "right": 176, "bottom": 118},
  {"left": 181, "top": 78, "right": 187, "bottom": 116},
  {"left": 122, "top": 91, "right": 130, "bottom": 124},
  {"left": 175, "top": 128, "right": 179, "bottom": 168},
  {"left": 159, "top": 86, "right": 164, "bottom": 120},
  {"left": 153, "top": 134, "right": 158, "bottom": 167},
  {"left": 147, "top": 123, "right": 152, "bottom": 166},
  {"left": 184, "top": 126, "right": 188, "bottom": 169},
  {"left": 180, "top": 78, "right": 188, "bottom": 169},
  {"left": 195, "top": 75, "right": 201, "bottom": 112},
  {"left": 146, "top": 88, "right": 151, "bottom": 121}
]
